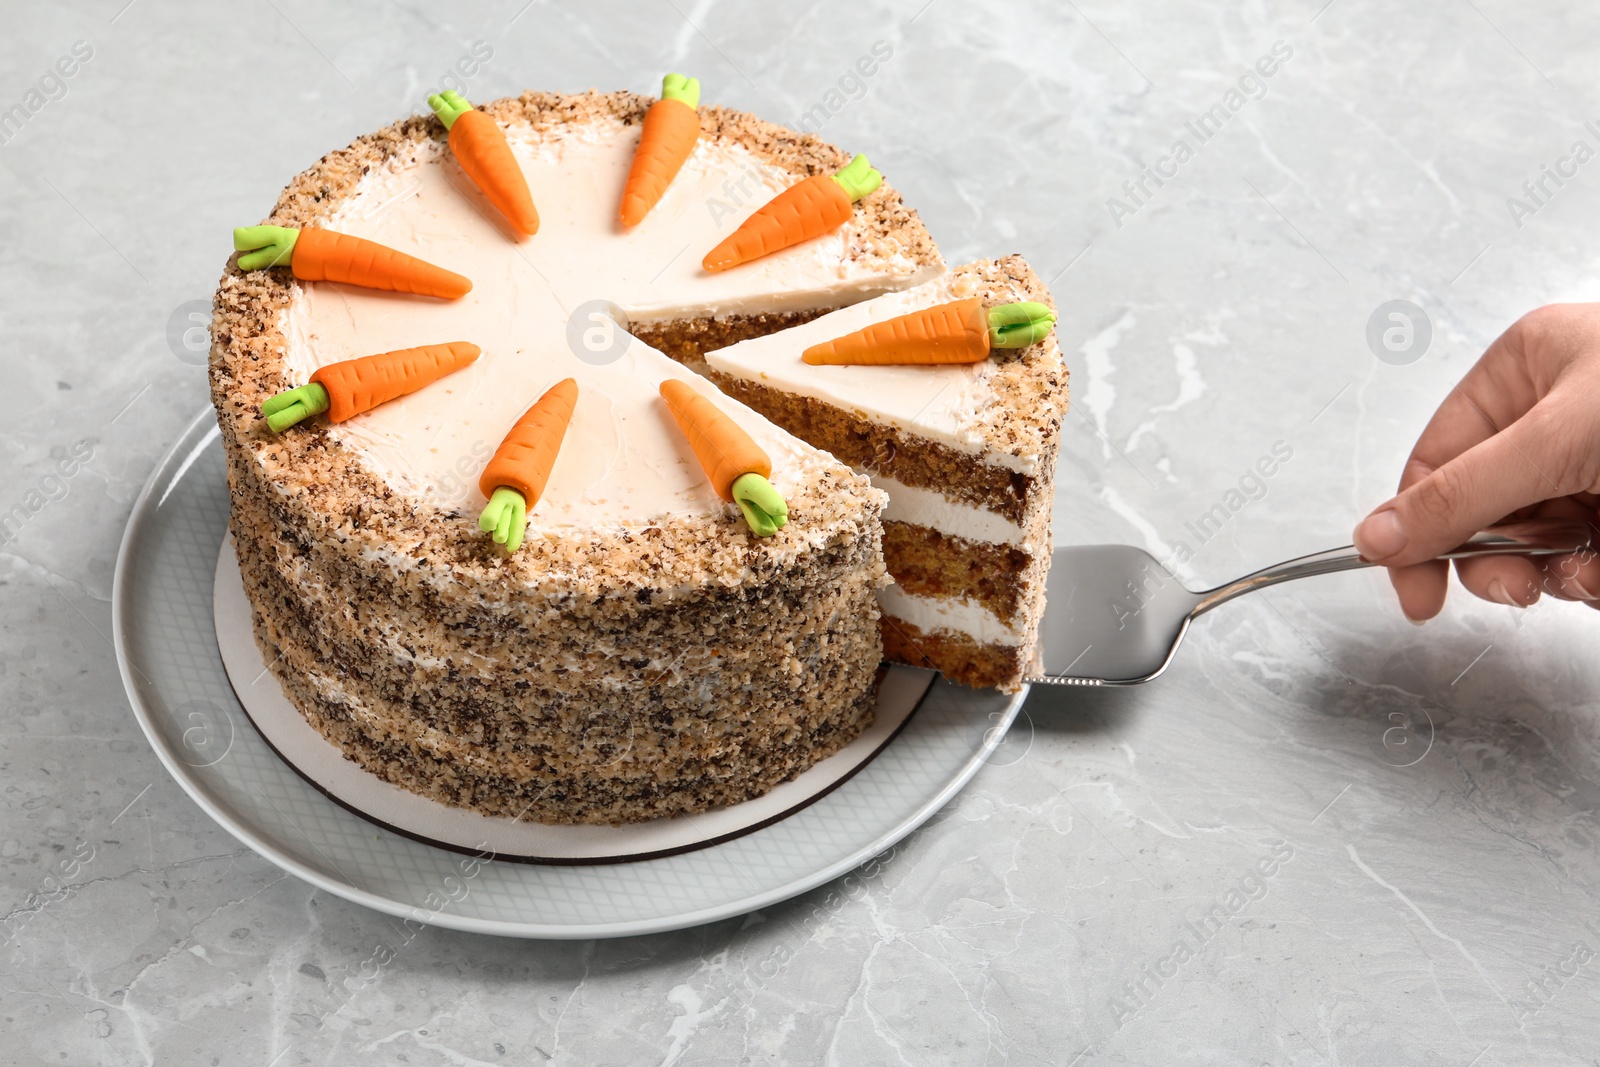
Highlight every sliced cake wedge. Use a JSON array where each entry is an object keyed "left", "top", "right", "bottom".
[{"left": 705, "top": 256, "right": 1069, "bottom": 691}]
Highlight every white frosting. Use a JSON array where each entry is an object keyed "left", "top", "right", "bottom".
[
  {"left": 873, "top": 475, "right": 1029, "bottom": 548},
  {"left": 704, "top": 278, "right": 1038, "bottom": 473},
  {"left": 280, "top": 119, "right": 936, "bottom": 526},
  {"left": 877, "top": 586, "right": 1023, "bottom": 647}
]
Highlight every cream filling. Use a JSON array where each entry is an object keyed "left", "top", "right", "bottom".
[
  {"left": 705, "top": 276, "right": 1039, "bottom": 474},
  {"left": 280, "top": 118, "right": 935, "bottom": 525},
  {"left": 877, "top": 585, "right": 1023, "bottom": 647},
  {"left": 873, "top": 475, "right": 1030, "bottom": 548}
]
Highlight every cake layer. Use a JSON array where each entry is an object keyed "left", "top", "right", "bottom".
[
  {"left": 878, "top": 585, "right": 1025, "bottom": 647},
  {"left": 880, "top": 614, "right": 1030, "bottom": 693},
  {"left": 883, "top": 522, "right": 1033, "bottom": 623},
  {"left": 875, "top": 476, "right": 1030, "bottom": 547}
]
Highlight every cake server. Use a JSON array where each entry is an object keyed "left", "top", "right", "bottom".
[{"left": 1025, "top": 517, "right": 1595, "bottom": 687}]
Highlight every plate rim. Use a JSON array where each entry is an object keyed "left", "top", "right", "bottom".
[{"left": 113, "top": 407, "right": 1028, "bottom": 939}]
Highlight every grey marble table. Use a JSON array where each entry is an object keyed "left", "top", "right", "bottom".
[{"left": 4, "top": 0, "right": 1599, "bottom": 1063}]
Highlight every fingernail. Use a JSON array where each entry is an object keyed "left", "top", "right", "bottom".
[
  {"left": 1487, "top": 579, "right": 1520, "bottom": 606},
  {"left": 1354, "top": 510, "right": 1408, "bottom": 560},
  {"left": 1405, "top": 615, "right": 1427, "bottom": 627}
]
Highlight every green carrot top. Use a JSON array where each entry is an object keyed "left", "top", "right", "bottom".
[
  {"left": 428, "top": 89, "right": 474, "bottom": 130},
  {"left": 479, "top": 486, "right": 528, "bottom": 553},
  {"left": 234, "top": 225, "right": 299, "bottom": 270},
  {"left": 660, "top": 73, "right": 700, "bottom": 109},
  {"left": 829, "top": 154, "right": 882, "bottom": 203},
  {"left": 987, "top": 302, "right": 1057, "bottom": 349},
  {"left": 731, "top": 472, "right": 787, "bottom": 537},
  {"left": 262, "top": 383, "right": 331, "bottom": 432}
]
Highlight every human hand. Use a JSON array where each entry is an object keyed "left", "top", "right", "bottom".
[{"left": 1351, "top": 303, "right": 1600, "bottom": 621}]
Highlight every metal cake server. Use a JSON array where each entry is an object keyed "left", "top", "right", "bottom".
[{"left": 1025, "top": 518, "right": 1595, "bottom": 687}]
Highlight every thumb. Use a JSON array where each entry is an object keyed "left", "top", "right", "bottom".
[{"left": 1354, "top": 401, "right": 1582, "bottom": 567}]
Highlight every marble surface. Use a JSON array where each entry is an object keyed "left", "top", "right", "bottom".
[{"left": 3, "top": 0, "right": 1599, "bottom": 1062}]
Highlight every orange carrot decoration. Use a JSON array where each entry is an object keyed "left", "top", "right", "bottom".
[
  {"left": 659, "top": 379, "right": 787, "bottom": 536},
  {"left": 261, "top": 342, "right": 481, "bottom": 432},
  {"left": 619, "top": 74, "right": 701, "bottom": 227},
  {"left": 233, "top": 225, "right": 472, "bottom": 299},
  {"left": 477, "top": 378, "right": 580, "bottom": 553},
  {"left": 429, "top": 91, "right": 540, "bottom": 236},
  {"left": 701, "top": 154, "right": 881, "bottom": 273},
  {"left": 801, "top": 299, "right": 1057, "bottom": 366}
]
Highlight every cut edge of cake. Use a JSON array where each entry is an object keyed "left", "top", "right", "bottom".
[{"left": 703, "top": 256, "right": 1070, "bottom": 691}]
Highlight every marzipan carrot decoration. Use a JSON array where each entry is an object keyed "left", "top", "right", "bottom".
[
  {"left": 619, "top": 73, "right": 701, "bottom": 227},
  {"left": 261, "top": 342, "right": 481, "bottom": 432},
  {"left": 701, "top": 153, "right": 881, "bottom": 273},
  {"left": 428, "top": 90, "right": 540, "bottom": 236},
  {"left": 478, "top": 378, "right": 579, "bottom": 553},
  {"left": 659, "top": 379, "right": 787, "bottom": 536},
  {"left": 802, "top": 299, "right": 1056, "bottom": 366},
  {"left": 233, "top": 225, "right": 472, "bottom": 299}
]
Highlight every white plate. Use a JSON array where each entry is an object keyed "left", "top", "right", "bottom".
[{"left": 114, "top": 409, "right": 1027, "bottom": 938}]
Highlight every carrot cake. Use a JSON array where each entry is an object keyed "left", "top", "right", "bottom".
[{"left": 209, "top": 86, "right": 1062, "bottom": 826}]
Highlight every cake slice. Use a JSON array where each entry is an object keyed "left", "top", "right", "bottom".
[{"left": 704, "top": 257, "right": 1068, "bottom": 690}]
